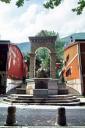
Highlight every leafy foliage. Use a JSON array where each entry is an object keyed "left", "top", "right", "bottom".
[
  {"left": 0, "top": 0, "right": 25, "bottom": 7},
  {"left": 55, "top": 38, "right": 65, "bottom": 62},
  {"left": 0, "top": 0, "right": 85, "bottom": 14},
  {"left": 44, "top": 0, "right": 62, "bottom": 9},
  {"left": 36, "top": 48, "right": 50, "bottom": 70},
  {"left": 24, "top": 54, "right": 30, "bottom": 71},
  {"left": 44, "top": 0, "right": 85, "bottom": 15},
  {"left": 37, "top": 30, "right": 56, "bottom": 37},
  {"left": 16, "top": 0, "right": 24, "bottom": 7},
  {"left": 0, "top": 0, "right": 11, "bottom": 3},
  {"left": 55, "top": 37, "right": 65, "bottom": 78},
  {"left": 35, "top": 56, "right": 42, "bottom": 71},
  {"left": 35, "top": 48, "right": 50, "bottom": 77},
  {"left": 72, "top": 0, "right": 85, "bottom": 15}
]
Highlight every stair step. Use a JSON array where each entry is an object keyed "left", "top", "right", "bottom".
[
  {"left": 7, "top": 95, "right": 78, "bottom": 101},
  {"left": 10, "top": 94, "right": 33, "bottom": 98},
  {"left": 4, "top": 93, "right": 80, "bottom": 106},
  {"left": 25, "top": 102, "right": 80, "bottom": 106},
  {"left": 4, "top": 97, "right": 80, "bottom": 103},
  {"left": 14, "top": 97, "right": 79, "bottom": 101},
  {"left": 9, "top": 94, "right": 78, "bottom": 99},
  {"left": 4, "top": 99, "right": 80, "bottom": 106},
  {"left": 48, "top": 94, "right": 78, "bottom": 98}
]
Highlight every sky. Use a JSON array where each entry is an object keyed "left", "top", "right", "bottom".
[{"left": 0, "top": 0, "right": 85, "bottom": 43}]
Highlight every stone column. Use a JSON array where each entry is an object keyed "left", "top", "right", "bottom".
[
  {"left": 50, "top": 53, "right": 56, "bottom": 79},
  {"left": 29, "top": 53, "right": 35, "bottom": 78}
]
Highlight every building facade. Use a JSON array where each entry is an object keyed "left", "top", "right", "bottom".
[
  {"left": 0, "top": 40, "right": 28, "bottom": 94},
  {"left": 63, "top": 39, "right": 85, "bottom": 95}
]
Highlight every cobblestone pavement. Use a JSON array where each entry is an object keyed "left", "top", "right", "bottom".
[{"left": 0, "top": 104, "right": 85, "bottom": 126}]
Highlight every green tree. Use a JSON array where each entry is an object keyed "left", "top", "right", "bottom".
[
  {"left": 55, "top": 36, "right": 65, "bottom": 78},
  {"left": 35, "top": 55, "right": 41, "bottom": 71},
  {"left": 35, "top": 47, "right": 50, "bottom": 77},
  {"left": 55, "top": 38, "right": 64, "bottom": 62},
  {"left": 37, "top": 30, "right": 56, "bottom": 37},
  {"left": 24, "top": 53, "right": 30, "bottom": 71},
  {"left": 0, "top": 0, "right": 24, "bottom": 7},
  {"left": 44, "top": 0, "right": 85, "bottom": 15},
  {"left": 36, "top": 48, "right": 50, "bottom": 70},
  {"left": 1, "top": 0, "right": 85, "bottom": 15}
]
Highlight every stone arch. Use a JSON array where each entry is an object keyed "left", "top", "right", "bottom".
[
  {"left": 35, "top": 47, "right": 51, "bottom": 54},
  {"left": 29, "top": 36, "right": 57, "bottom": 79}
]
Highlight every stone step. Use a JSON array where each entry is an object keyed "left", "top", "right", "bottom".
[
  {"left": 6, "top": 97, "right": 80, "bottom": 102},
  {"left": 58, "top": 88, "right": 68, "bottom": 95},
  {"left": 8, "top": 96, "right": 78, "bottom": 101},
  {"left": 7, "top": 94, "right": 78, "bottom": 102},
  {"left": 8, "top": 93, "right": 79, "bottom": 98},
  {"left": 13, "top": 99, "right": 80, "bottom": 103},
  {"left": 4, "top": 96, "right": 80, "bottom": 103},
  {"left": 8, "top": 94, "right": 33, "bottom": 99},
  {"left": 4, "top": 93, "right": 80, "bottom": 106},
  {"left": 3, "top": 100, "right": 80, "bottom": 105},
  {"left": 4, "top": 98, "right": 80, "bottom": 106},
  {"left": 16, "top": 88, "right": 26, "bottom": 94},
  {"left": 48, "top": 94, "right": 78, "bottom": 98}
]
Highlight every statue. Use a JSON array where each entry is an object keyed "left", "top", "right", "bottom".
[{"left": 36, "top": 67, "right": 48, "bottom": 78}]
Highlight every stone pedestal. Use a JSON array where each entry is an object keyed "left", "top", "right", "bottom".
[
  {"left": 33, "top": 78, "right": 59, "bottom": 97},
  {"left": 33, "top": 89, "right": 48, "bottom": 97},
  {"left": 26, "top": 80, "right": 35, "bottom": 95},
  {"left": 34, "top": 78, "right": 49, "bottom": 89},
  {"left": 48, "top": 79, "right": 58, "bottom": 95},
  {"left": 33, "top": 78, "right": 49, "bottom": 97}
]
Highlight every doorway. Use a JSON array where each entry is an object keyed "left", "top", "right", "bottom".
[{"left": 0, "top": 44, "right": 8, "bottom": 94}]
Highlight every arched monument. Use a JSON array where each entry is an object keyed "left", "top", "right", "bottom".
[{"left": 29, "top": 36, "right": 57, "bottom": 79}]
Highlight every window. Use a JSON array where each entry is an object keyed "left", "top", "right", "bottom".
[
  {"left": 65, "top": 61, "right": 66, "bottom": 66},
  {"left": 66, "top": 68, "right": 71, "bottom": 77},
  {"left": 66, "top": 54, "right": 69, "bottom": 62},
  {"left": 65, "top": 54, "right": 69, "bottom": 66}
]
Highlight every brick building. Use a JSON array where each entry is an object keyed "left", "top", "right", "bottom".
[{"left": 63, "top": 39, "right": 85, "bottom": 95}]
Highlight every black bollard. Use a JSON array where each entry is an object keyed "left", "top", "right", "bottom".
[
  {"left": 5, "top": 106, "right": 17, "bottom": 126},
  {"left": 57, "top": 107, "right": 67, "bottom": 126}
]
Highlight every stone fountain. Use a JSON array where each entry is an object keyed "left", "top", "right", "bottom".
[{"left": 33, "top": 69, "right": 58, "bottom": 97}]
